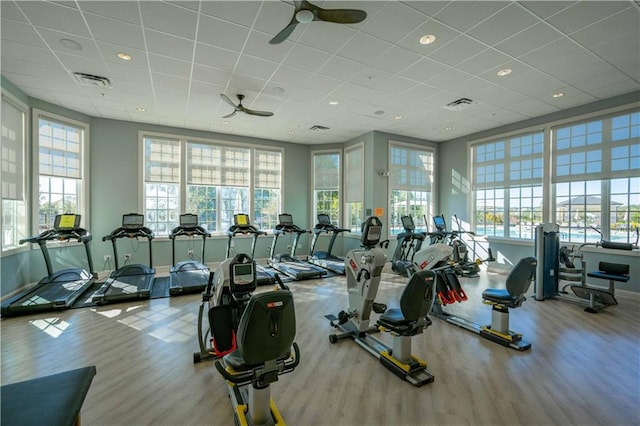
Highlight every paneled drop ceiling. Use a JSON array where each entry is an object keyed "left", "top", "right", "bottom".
[{"left": 1, "top": 1, "right": 638, "bottom": 144}]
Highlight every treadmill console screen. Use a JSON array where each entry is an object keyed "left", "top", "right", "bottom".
[
  {"left": 279, "top": 214, "right": 293, "bottom": 226},
  {"left": 54, "top": 214, "right": 81, "bottom": 230},
  {"left": 401, "top": 215, "right": 415, "bottom": 231},
  {"left": 180, "top": 214, "right": 198, "bottom": 227},
  {"left": 318, "top": 214, "right": 331, "bottom": 226},
  {"left": 122, "top": 213, "right": 144, "bottom": 229},
  {"left": 234, "top": 214, "right": 250, "bottom": 226},
  {"left": 433, "top": 215, "right": 447, "bottom": 232},
  {"left": 364, "top": 225, "right": 382, "bottom": 244},
  {"left": 232, "top": 262, "right": 255, "bottom": 286}
]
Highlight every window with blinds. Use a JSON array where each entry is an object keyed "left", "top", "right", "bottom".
[
  {"left": 388, "top": 142, "right": 434, "bottom": 235},
  {"left": 472, "top": 131, "right": 544, "bottom": 239},
  {"left": 142, "top": 134, "right": 282, "bottom": 236},
  {"left": 312, "top": 151, "right": 341, "bottom": 226},
  {"left": 2, "top": 92, "right": 28, "bottom": 251},
  {"left": 345, "top": 144, "right": 363, "bottom": 232},
  {"left": 36, "top": 112, "right": 88, "bottom": 233}
]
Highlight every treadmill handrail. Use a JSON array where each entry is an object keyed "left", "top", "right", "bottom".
[
  {"left": 169, "top": 225, "right": 210, "bottom": 239},
  {"left": 20, "top": 228, "right": 92, "bottom": 245},
  {"left": 274, "top": 224, "right": 310, "bottom": 235},
  {"left": 228, "top": 225, "right": 266, "bottom": 236},
  {"left": 313, "top": 223, "right": 349, "bottom": 234},
  {"left": 102, "top": 226, "right": 154, "bottom": 241}
]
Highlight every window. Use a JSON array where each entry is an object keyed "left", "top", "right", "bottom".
[
  {"left": 552, "top": 110, "right": 639, "bottom": 243},
  {"left": 472, "top": 131, "right": 544, "bottom": 239},
  {"left": 388, "top": 142, "right": 434, "bottom": 235},
  {"left": 312, "top": 151, "right": 341, "bottom": 226},
  {"left": 142, "top": 133, "right": 282, "bottom": 236},
  {"left": 34, "top": 110, "right": 89, "bottom": 233},
  {"left": 1, "top": 91, "right": 28, "bottom": 251},
  {"left": 344, "top": 144, "right": 363, "bottom": 232}
]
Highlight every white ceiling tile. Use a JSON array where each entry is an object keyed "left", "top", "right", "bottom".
[
  {"left": 1, "top": 19, "right": 46, "bottom": 47},
  {"left": 152, "top": 73, "right": 189, "bottom": 92},
  {"left": 14, "top": 1, "right": 90, "bottom": 37},
  {"left": 1, "top": 1, "right": 28, "bottom": 22},
  {"left": 56, "top": 52, "right": 109, "bottom": 76},
  {"left": 495, "top": 22, "right": 563, "bottom": 58},
  {"left": 140, "top": 2, "right": 198, "bottom": 40},
  {"left": 78, "top": 1, "right": 141, "bottom": 25},
  {"left": 148, "top": 54, "right": 192, "bottom": 79},
  {"left": 396, "top": 18, "right": 462, "bottom": 56},
  {"left": 1, "top": 40, "right": 60, "bottom": 67},
  {"left": 429, "top": 35, "right": 486, "bottom": 66},
  {"left": 145, "top": 29, "right": 195, "bottom": 62},
  {"left": 519, "top": 1, "right": 576, "bottom": 19},
  {"left": 318, "top": 56, "right": 363, "bottom": 81},
  {"left": 467, "top": 4, "right": 539, "bottom": 46},
  {"left": 243, "top": 31, "right": 292, "bottom": 63},
  {"left": 434, "top": 1, "right": 508, "bottom": 32},
  {"left": 371, "top": 47, "right": 422, "bottom": 74},
  {"left": 191, "top": 64, "right": 231, "bottom": 86},
  {"left": 546, "top": 1, "right": 632, "bottom": 34},
  {"left": 570, "top": 8, "right": 640, "bottom": 47},
  {"left": 200, "top": 1, "right": 261, "bottom": 27},
  {"left": 519, "top": 37, "right": 582, "bottom": 68},
  {"left": 456, "top": 48, "right": 514, "bottom": 76},
  {"left": 539, "top": 51, "right": 616, "bottom": 84},
  {"left": 96, "top": 41, "right": 149, "bottom": 69},
  {"left": 36, "top": 27, "right": 101, "bottom": 59},
  {"left": 590, "top": 30, "right": 640, "bottom": 79},
  {"left": 193, "top": 43, "right": 239, "bottom": 71},
  {"left": 400, "top": 57, "right": 451, "bottom": 83},
  {"left": 403, "top": 1, "right": 449, "bottom": 17},
  {"left": 227, "top": 74, "right": 268, "bottom": 94},
  {"left": 297, "top": 22, "right": 357, "bottom": 54},
  {"left": 589, "top": 79, "right": 640, "bottom": 100},
  {"left": 303, "top": 74, "right": 344, "bottom": 95},
  {"left": 190, "top": 81, "right": 225, "bottom": 98},
  {"left": 197, "top": 14, "right": 250, "bottom": 51},
  {"left": 235, "top": 56, "right": 279, "bottom": 80},
  {"left": 84, "top": 13, "right": 145, "bottom": 50},
  {"left": 285, "top": 45, "right": 332, "bottom": 73},
  {"left": 270, "top": 65, "right": 313, "bottom": 87},
  {"left": 335, "top": 32, "right": 392, "bottom": 65},
  {"left": 360, "top": 2, "right": 428, "bottom": 43},
  {"left": 106, "top": 64, "right": 151, "bottom": 86}
]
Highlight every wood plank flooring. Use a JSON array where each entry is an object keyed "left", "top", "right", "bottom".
[{"left": 1, "top": 266, "right": 639, "bottom": 426}]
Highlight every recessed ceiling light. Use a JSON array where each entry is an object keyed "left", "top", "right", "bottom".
[
  {"left": 552, "top": 92, "right": 565, "bottom": 98},
  {"left": 419, "top": 34, "right": 436, "bottom": 45},
  {"left": 136, "top": 107, "right": 146, "bottom": 112},
  {"left": 374, "top": 110, "right": 385, "bottom": 115},
  {"left": 394, "top": 115, "right": 402, "bottom": 120},
  {"left": 117, "top": 52, "right": 132, "bottom": 61},
  {"left": 444, "top": 126, "right": 453, "bottom": 131},
  {"left": 497, "top": 68, "right": 512, "bottom": 76},
  {"left": 59, "top": 38, "right": 82, "bottom": 51},
  {"left": 329, "top": 100, "right": 339, "bottom": 105},
  {"left": 288, "top": 130, "right": 295, "bottom": 134}
]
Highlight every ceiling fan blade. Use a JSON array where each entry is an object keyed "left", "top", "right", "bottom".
[
  {"left": 314, "top": 8, "right": 367, "bottom": 24},
  {"left": 220, "top": 94, "right": 238, "bottom": 108},
  {"left": 269, "top": 20, "right": 298, "bottom": 44},
  {"left": 245, "top": 110, "right": 274, "bottom": 117}
]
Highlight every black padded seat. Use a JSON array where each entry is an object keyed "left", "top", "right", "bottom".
[
  {"left": 587, "top": 262, "right": 630, "bottom": 283},
  {"left": 223, "top": 290, "right": 295, "bottom": 371},
  {"left": 1, "top": 366, "right": 96, "bottom": 426},
  {"left": 482, "top": 257, "right": 537, "bottom": 308},
  {"left": 378, "top": 269, "right": 435, "bottom": 334}
]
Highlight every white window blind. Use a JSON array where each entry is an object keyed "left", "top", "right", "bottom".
[
  {"left": 314, "top": 152, "right": 340, "bottom": 189},
  {"left": 145, "top": 137, "right": 180, "bottom": 183},
  {"left": 390, "top": 145, "right": 432, "bottom": 191},
  {"left": 255, "top": 149, "right": 281, "bottom": 189},
  {"left": 1, "top": 95, "right": 24, "bottom": 200},
  {"left": 38, "top": 117, "right": 82, "bottom": 178}
]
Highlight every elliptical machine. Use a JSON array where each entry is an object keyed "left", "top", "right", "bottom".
[{"left": 326, "top": 216, "right": 436, "bottom": 387}]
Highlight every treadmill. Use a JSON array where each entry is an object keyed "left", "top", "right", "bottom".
[
  {"left": 92, "top": 213, "right": 155, "bottom": 304},
  {"left": 226, "top": 213, "right": 275, "bottom": 286},
  {"left": 308, "top": 213, "right": 349, "bottom": 275},
  {"left": 1, "top": 214, "right": 96, "bottom": 317},
  {"left": 268, "top": 213, "right": 327, "bottom": 280},
  {"left": 391, "top": 215, "right": 426, "bottom": 276},
  {"left": 168, "top": 214, "right": 210, "bottom": 295}
]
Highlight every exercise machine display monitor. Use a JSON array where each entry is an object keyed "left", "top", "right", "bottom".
[
  {"left": 309, "top": 213, "right": 349, "bottom": 275},
  {"left": 1, "top": 214, "right": 95, "bottom": 317},
  {"left": 268, "top": 213, "right": 327, "bottom": 280},
  {"left": 391, "top": 215, "right": 426, "bottom": 277},
  {"left": 92, "top": 213, "right": 155, "bottom": 304},
  {"left": 226, "top": 214, "right": 275, "bottom": 286},
  {"left": 168, "top": 214, "right": 210, "bottom": 295}
]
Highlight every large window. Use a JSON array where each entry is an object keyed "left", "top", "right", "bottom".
[
  {"left": 312, "top": 151, "right": 341, "bottom": 226},
  {"left": 552, "top": 110, "right": 639, "bottom": 243},
  {"left": 34, "top": 110, "right": 89, "bottom": 233},
  {"left": 388, "top": 142, "right": 434, "bottom": 235},
  {"left": 344, "top": 144, "right": 363, "bottom": 232},
  {"left": 142, "top": 133, "right": 282, "bottom": 236},
  {"left": 473, "top": 132, "right": 544, "bottom": 239},
  {"left": 1, "top": 91, "right": 28, "bottom": 251}
]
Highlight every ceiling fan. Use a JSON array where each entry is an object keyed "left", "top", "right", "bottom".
[
  {"left": 220, "top": 94, "right": 274, "bottom": 118},
  {"left": 269, "top": 0, "right": 367, "bottom": 45}
]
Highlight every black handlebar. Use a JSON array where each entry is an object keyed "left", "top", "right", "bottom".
[
  {"left": 169, "top": 226, "right": 209, "bottom": 239},
  {"left": 20, "top": 228, "right": 92, "bottom": 244},
  {"left": 103, "top": 226, "right": 154, "bottom": 241}
]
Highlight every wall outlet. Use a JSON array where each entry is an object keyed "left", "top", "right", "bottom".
[
  {"left": 124, "top": 253, "right": 131, "bottom": 261},
  {"left": 104, "top": 254, "right": 111, "bottom": 262},
  {"left": 188, "top": 249, "right": 194, "bottom": 257},
  {"left": 287, "top": 245, "right": 292, "bottom": 251}
]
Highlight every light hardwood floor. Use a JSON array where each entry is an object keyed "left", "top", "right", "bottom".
[{"left": 1, "top": 265, "right": 639, "bottom": 426}]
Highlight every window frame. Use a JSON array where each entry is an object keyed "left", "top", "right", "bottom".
[
  {"left": 31, "top": 109, "right": 90, "bottom": 237},
  {"left": 1, "top": 90, "right": 29, "bottom": 254},
  {"left": 139, "top": 131, "right": 283, "bottom": 237},
  {"left": 310, "top": 149, "right": 342, "bottom": 228},
  {"left": 344, "top": 143, "right": 364, "bottom": 233}
]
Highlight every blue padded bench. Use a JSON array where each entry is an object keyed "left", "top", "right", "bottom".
[{"left": 1, "top": 366, "right": 96, "bottom": 426}]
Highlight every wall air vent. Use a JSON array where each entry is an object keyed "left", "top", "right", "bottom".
[
  {"left": 443, "top": 97, "right": 475, "bottom": 111},
  {"left": 309, "top": 125, "right": 330, "bottom": 131},
  {"left": 72, "top": 72, "right": 112, "bottom": 88}
]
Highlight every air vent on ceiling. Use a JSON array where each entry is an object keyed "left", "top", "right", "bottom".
[
  {"left": 72, "top": 72, "right": 112, "bottom": 88},
  {"left": 443, "top": 97, "right": 475, "bottom": 111},
  {"left": 310, "top": 125, "right": 330, "bottom": 131}
]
